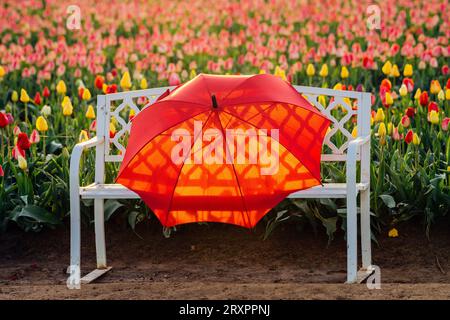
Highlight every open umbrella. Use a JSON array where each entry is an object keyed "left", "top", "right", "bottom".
[{"left": 116, "top": 74, "right": 330, "bottom": 228}]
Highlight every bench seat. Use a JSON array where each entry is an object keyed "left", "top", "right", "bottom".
[{"left": 80, "top": 182, "right": 370, "bottom": 199}]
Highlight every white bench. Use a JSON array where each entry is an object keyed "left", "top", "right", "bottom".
[{"left": 69, "top": 85, "right": 373, "bottom": 287}]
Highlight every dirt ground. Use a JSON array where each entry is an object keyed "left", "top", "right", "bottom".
[{"left": 1, "top": 218, "right": 450, "bottom": 300}]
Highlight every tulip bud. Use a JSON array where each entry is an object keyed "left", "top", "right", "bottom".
[
  {"left": 41, "top": 105, "right": 51, "bottom": 116},
  {"left": 378, "top": 123, "right": 387, "bottom": 137},
  {"left": 351, "top": 126, "right": 358, "bottom": 138},
  {"left": 11, "top": 90, "right": 18, "bottom": 102},
  {"left": 78, "top": 130, "right": 89, "bottom": 143},
  {"left": 190, "top": 69, "right": 197, "bottom": 79},
  {"left": 419, "top": 91, "right": 429, "bottom": 106},
  {"left": 20, "top": 89, "right": 30, "bottom": 103},
  {"left": 437, "top": 90, "right": 445, "bottom": 101},
  {"left": 82, "top": 88, "right": 91, "bottom": 101},
  {"left": 382, "top": 61, "right": 392, "bottom": 75},
  {"left": 405, "top": 130, "right": 413, "bottom": 144},
  {"left": 401, "top": 115, "right": 410, "bottom": 128},
  {"left": 429, "top": 110, "right": 439, "bottom": 124},
  {"left": 399, "top": 84, "right": 408, "bottom": 97},
  {"left": 30, "top": 129, "right": 40, "bottom": 144},
  {"left": 414, "top": 88, "right": 421, "bottom": 100},
  {"left": 390, "top": 64, "right": 400, "bottom": 77},
  {"left": 442, "top": 117, "right": 449, "bottom": 131},
  {"left": 340, "top": 66, "right": 349, "bottom": 79},
  {"left": 430, "top": 80, "right": 441, "bottom": 94},
  {"left": 120, "top": 71, "right": 132, "bottom": 90},
  {"left": 446, "top": 89, "right": 450, "bottom": 100},
  {"left": 36, "top": 116, "right": 48, "bottom": 132},
  {"left": 85, "top": 105, "right": 96, "bottom": 119},
  {"left": 387, "top": 122, "right": 393, "bottom": 135},
  {"left": 319, "top": 64, "right": 328, "bottom": 77},
  {"left": 412, "top": 133, "right": 420, "bottom": 145},
  {"left": 18, "top": 155, "right": 27, "bottom": 170},
  {"left": 384, "top": 92, "right": 394, "bottom": 106},
  {"left": 56, "top": 80, "right": 67, "bottom": 95},
  {"left": 403, "top": 64, "right": 413, "bottom": 77},
  {"left": 392, "top": 127, "right": 401, "bottom": 141},
  {"left": 140, "top": 78, "right": 148, "bottom": 89},
  {"left": 306, "top": 64, "right": 315, "bottom": 77},
  {"left": 375, "top": 108, "right": 385, "bottom": 122}
]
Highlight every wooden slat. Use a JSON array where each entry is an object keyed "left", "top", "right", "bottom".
[
  {"left": 80, "top": 267, "right": 112, "bottom": 284},
  {"left": 80, "top": 183, "right": 368, "bottom": 199}
]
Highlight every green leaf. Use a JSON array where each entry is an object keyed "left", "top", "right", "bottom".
[
  {"left": 104, "top": 199, "right": 124, "bottom": 221},
  {"left": 9, "top": 205, "right": 60, "bottom": 225},
  {"left": 127, "top": 211, "right": 140, "bottom": 231},
  {"left": 379, "top": 194, "right": 396, "bottom": 209}
]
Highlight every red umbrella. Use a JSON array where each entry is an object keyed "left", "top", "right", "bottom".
[{"left": 117, "top": 74, "right": 330, "bottom": 228}]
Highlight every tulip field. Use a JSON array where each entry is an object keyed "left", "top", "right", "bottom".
[{"left": 0, "top": 0, "right": 449, "bottom": 238}]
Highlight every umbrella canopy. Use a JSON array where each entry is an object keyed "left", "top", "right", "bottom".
[{"left": 116, "top": 74, "right": 330, "bottom": 228}]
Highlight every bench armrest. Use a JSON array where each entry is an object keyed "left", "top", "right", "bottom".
[
  {"left": 346, "top": 135, "right": 370, "bottom": 194},
  {"left": 70, "top": 137, "right": 105, "bottom": 193}
]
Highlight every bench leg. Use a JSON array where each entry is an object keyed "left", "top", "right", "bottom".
[
  {"left": 68, "top": 186, "right": 81, "bottom": 289},
  {"left": 360, "top": 189, "right": 372, "bottom": 269},
  {"left": 79, "top": 198, "right": 112, "bottom": 284},
  {"left": 94, "top": 199, "right": 107, "bottom": 268},
  {"left": 346, "top": 188, "right": 358, "bottom": 283}
]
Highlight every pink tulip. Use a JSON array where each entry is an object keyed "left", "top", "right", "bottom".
[{"left": 442, "top": 118, "right": 450, "bottom": 131}]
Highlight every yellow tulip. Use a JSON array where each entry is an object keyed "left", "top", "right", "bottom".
[
  {"left": 388, "top": 228, "right": 398, "bottom": 238},
  {"left": 20, "top": 89, "right": 30, "bottom": 103},
  {"left": 78, "top": 130, "right": 89, "bottom": 143},
  {"left": 387, "top": 122, "right": 393, "bottom": 135},
  {"left": 36, "top": 116, "right": 48, "bottom": 132},
  {"left": 120, "top": 71, "right": 132, "bottom": 90},
  {"left": 102, "top": 83, "right": 108, "bottom": 94},
  {"left": 385, "top": 92, "right": 394, "bottom": 105},
  {"left": 82, "top": 88, "right": 91, "bottom": 100},
  {"left": 318, "top": 95, "right": 326, "bottom": 107},
  {"left": 403, "top": 64, "right": 413, "bottom": 77},
  {"left": 85, "top": 105, "right": 96, "bottom": 119},
  {"left": 340, "top": 66, "right": 349, "bottom": 79},
  {"left": 414, "top": 88, "right": 421, "bottom": 100},
  {"left": 11, "top": 90, "right": 18, "bottom": 102},
  {"left": 190, "top": 69, "right": 197, "bottom": 79},
  {"left": 319, "top": 64, "right": 328, "bottom": 77},
  {"left": 375, "top": 108, "right": 385, "bottom": 122},
  {"left": 56, "top": 80, "right": 67, "bottom": 95},
  {"left": 333, "top": 83, "right": 343, "bottom": 90},
  {"left": 446, "top": 89, "right": 450, "bottom": 100},
  {"left": 61, "top": 96, "right": 71, "bottom": 108},
  {"left": 382, "top": 61, "right": 392, "bottom": 76},
  {"left": 351, "top": 126, "right": 358, "bottom": 138},
  {"left": 306, "top": 64, "right": 315, "bottom": 77},
  {"left": 430, "top": 80, "right": 441, "bottom": 94},
  {"left": 18, "top": 155, "right": 27, "bottom": 170},
  {"left": 62, "top": 97, "right": 73, "bottom": 116},
  {"left": 129, "top": 109, "right": 136, "bottom": 118},
  {"left": 412, "top": 133, "right": 420, "bottom": 145},
  {"left": 140, "top": 78, "right": 148, "bottom": 89},
  {"left": 429, "top": 110, "right": 439, "bottom": 124},
  {"left": 0, "top": 65, "right": 5, "bottom": 77},
  {"left": 110, "top": 122, "right": 116, "bottom": 134},
  {"left": 378, "top": 122, "right": 387, "bottom": 137},
  {"left": 274, "top": 66, "right": 286, "bottom": 81},
  {"left": 399, "top": 84, "right": 408, "bottom": 97},
  {"left": 437, "top": 90, "right": 445, "bottom": 101},
  {"left": 390, "top": 64, "right": 400, "bottom": 77}
]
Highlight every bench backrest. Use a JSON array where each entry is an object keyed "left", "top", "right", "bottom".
[{"left": 95, "top": 85, "right": 371, "bottom": 163}]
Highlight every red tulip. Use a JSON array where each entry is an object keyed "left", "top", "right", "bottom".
[
  {"left": 12, "top": 146, "right": 25, "bottom": 160},
  {"left": 0, "top": 112, "right": 8, "bottom": 128},
  {"left": 402, "top": 78, "right": 414, "bottom": 92},
  {"left": 401, "top": 115, "right": 411, "bottom": 128},
  {"left": 442, "top": 117, "right": 449, "bottom": 131},
  {"left": 111, "top": 69, "right": 118, "bottom": 77},
  {"left": 446, "top": 79, "right": 450, "bottom": 89},
  {"left": 0, "top": 164, "right": 4, "bottom": 177},
  {"left": 106, "top": 84, "right": 117, "bottom": 94},
  {"left": 89, "top": 119, "right": 97, "bottom": 131},
  {"left": 42, "top": 86, "right": 50, "bottom": 98},
  {"left": 94, "top": 75, "right": 104, "bottom": 90},
  {"left": 17, "top": 132, "right": 31, "bottom": 150},
  {"left": 405, "top": 107, "right": 415, "bottom": 118},
  {"left": 34, "top": 92, "right": 41, "bottom": 105},
  {"left": 405, "top": 130, "right": 413, "bottom": 144},
  {"left": 419, "top": 91, "right": 429, "bottom": 107},
  {"left": 78, "top": 87, "right": 84, "bottom": 99},
  {"left": 428, "top": 101, "right": 439, "bottom": 113},
  {"left": 380, "top": 78, "right": 392, "bottom": 92},
  {"left": 442, "top": 65, "right": 449, "bottom": 75}
]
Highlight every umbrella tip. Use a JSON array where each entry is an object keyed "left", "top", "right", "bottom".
[{"left": 211, "top": 94, "right": 218, "bottom": 109}]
